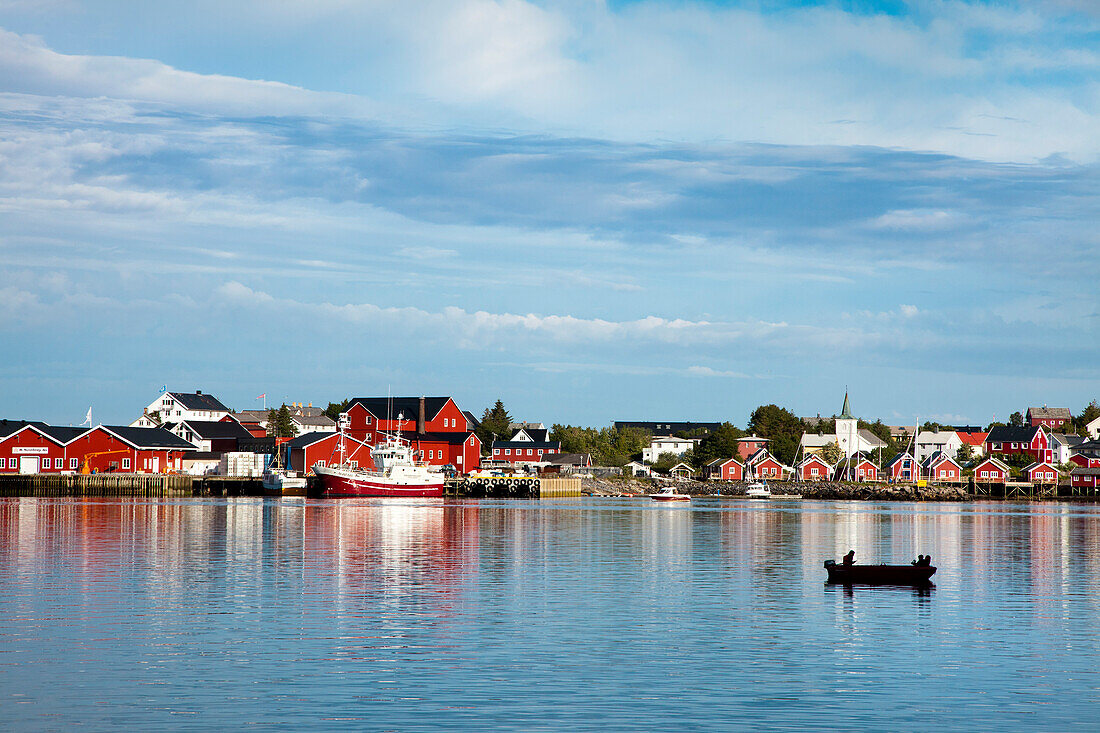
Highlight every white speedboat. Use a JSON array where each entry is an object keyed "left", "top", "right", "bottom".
[
  {"left": 649, "top": 486, "right": 691, "bottom": 501},
  {"left": 745, "top": 481, "right": 771, "bottom": 499}
]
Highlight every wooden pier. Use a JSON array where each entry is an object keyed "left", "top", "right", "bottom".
[{"left": 0, "top": 473, "right": 194, "bottom": 498}]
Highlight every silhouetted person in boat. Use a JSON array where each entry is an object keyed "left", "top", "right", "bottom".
[
  {"left": 843, "top": 550, "right": 855, "bottom": 566},
  {"left": 912, "top": 554, "right": 925, "bottom": 566},
  {"left": 920, "top": 555, "right": 932, "bottom": 567}
]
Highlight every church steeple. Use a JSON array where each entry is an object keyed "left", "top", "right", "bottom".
[{"left": 839, "top": 391, "right": 854, "bottom": 420}]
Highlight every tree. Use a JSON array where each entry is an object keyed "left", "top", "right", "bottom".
[
  {"left": 747, "top": 404, "right": 802, "bottom": 465},
  {"left": 267, "top": 404, "right": 298, "bottom": 438},
  {"left": 956, "top": 443, "right": 974, "bottom": 463},
  {"left": 1009, "top": 411, "right": 1024, "bottom": 427},
  {"left": 821, "top": 441, "right": 842, "bottom": 464},
  {"left": 652, "top": 451, "right": 680, "bottom": 474},
  {"left": 477, "top": 399, "right": 512, "bottom": 449},
  {"left": 691, "top": 422, "right": 744, "bottom": 469},
  {"left": 1076, "top": 400, "right": 1100, "bottom": 436},
  {"left": 549, "top": 424, "right": 651, "bottom": 467},
  {"left": 323, "top": 399, "right": 351, "bottom": 421}
]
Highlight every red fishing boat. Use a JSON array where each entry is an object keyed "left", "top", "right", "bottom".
[{"left": 312, "top": 412, "right": 446, "bottom": 498}]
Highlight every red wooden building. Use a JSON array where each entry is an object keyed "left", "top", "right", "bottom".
[
  {"left": 1023, "top": 462, "right": 1058, "bottom": 486},
  {"left": 285, "top": 432, "right": 371, "bottom": 473},
  {"left": 1026, "top": 407, "right": 1072, "bottom": 430},
  {"left": 922, "top": 452, "right": 963, "bottom": 483},
  {"left": 491, "top": 440, "right": 560, "bottom": 464},
  {"left": 985, "top": 426, "right": 1053, "bottom": 464},
  {"left": 851, "top": 457, "right": 879, "bottom": 482},
  {"left": 343, "top": 396, "right": 480, "bottom": 473},
  {"left": 746, "top": 449, "right": 786, "bottom": 480},
  {"left": 884, "top": 452, "right": 918, "bottom": 483},
  {"left": 737, "top": 436, "right": 769, "bottom": 462},
  {"left": 974, "top": 456, "right": 1010, "bottom": 486},
  {"left": 796, "top": 454, "right": 832, "bottom": 481},
  {"left": 66, "top": 426, "right": 196, "bottom": 473},
  {"left": 1070, "top": 467, "right": 1100, "bottom": 490},
  {"left": 706, "top": 457, "right": 744, "bottom": 481},
  {"left": 0, "top": 424, "right": 84, "bottom": 474}
]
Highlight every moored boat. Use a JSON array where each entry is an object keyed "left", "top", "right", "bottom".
[
  {"left": 824, "top": 560, "right": 936, "bottom": 585},
  {"left": 261, "top": 468, "right": 308, "bottom": 494},
  {"left": 745, "top": 480, "right": 771, "bottom": 498},
  {"left": 649, "top": 486, "right": 690, "bottom": 501},
  {"left": 312, "top": 412, "right": 445, "bottom": 498}
]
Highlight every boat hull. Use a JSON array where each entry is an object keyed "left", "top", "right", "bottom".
[
  {"left": 825, "top": 562, "right": 936, "bottom": 585},
  {"left": 314, "top": 466, "right": 445, "bottom": 498},
  {"left": 650, "top": 493, "right": 690, "bottom": 501}
]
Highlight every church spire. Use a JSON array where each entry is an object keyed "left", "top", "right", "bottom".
[{"left": 839, "top": 390, "right": 854, "bottom": 420}]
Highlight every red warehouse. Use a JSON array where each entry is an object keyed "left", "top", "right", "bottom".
[
  {"left": 1070, "top": 467, "right": 1100, "bottom": 490},
  {"left": 706, "top": 457, "right": 744, "bottom": 481},
  {"left": 67, "top": 426, "right": 196, "bottom": 473},
  {"left": 985, "top": 426, "right": 1053, "bottom": 464},
  {"left": 0, "top": 424, "right": 85, "bottom": 474}
]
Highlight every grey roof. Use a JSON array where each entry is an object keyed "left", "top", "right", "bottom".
[
  {"left": 545, "top": 453, "right": 591, "bottom": 466},
  {"left": 987, "top": 425, "right": 1042, "bottom": 444},
  {"left": 349, "top": 397, "right": 452, "bottom": 421},
  {"left": 884, "top": 452, "right": 915, "bottom": 469},
  {"left": 1071, "top": 467, "right": 1100, "bottom": 476},
  {"left": 168, "top": 392, "right": 230, "bottom": 412},
  {"left": 462, "top": 410, "right": 480, "bottom": 429},
  {"left": 292, "top": 414, "right": 336, "bottom": 427},
  {"left": 36, "top": 425, "right": 88, "bottom": 444},
  {"left": 232, "top": 410, "right": 269, "bottom": 422},
  {"left": 1027, "top": 407, "right": 1072, "bottom": 420},
  {"left": 976, "top": 456, "right": 1011, "bottom": 471},
  {"left": 177, "top": 420, "right": 254, "bottom": 440},
  {"left": 857, "top": 429, "right": 888, "bottom": 448},
  {"left": 1023, "top": 461, "right": 1056, "bottom": 472},
  {"left": 1052, "top": 433, "right": 1084, "bottom": 447},
  {"left": 284, "top": 431, "right": 337, "bottom": 448},
  {"left": 101, "top": 426, "right": 197, "bottom": 450},
  {"left": 0, "top": 419, "right": 46, "bottom": 438}
]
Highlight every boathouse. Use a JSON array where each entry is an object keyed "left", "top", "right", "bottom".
[
  {"left": 746, "top": 449, "right": 786, "bottom": 480},
  {"left": 1023, "top": 461, "right": 1059, "bottom": 486},
  {"left": 884, "top": 452, "right": 917, "bottom": 483},
  {"left": 1070, "top": 467, "right": 1100, "bottom": 490},
  {"left": 706, "top": 457, "right": 744, "bottom": 481},
  {"left": 973, "top": 456, "right": 1010, "bottom": 487},
  {"left": 796, "top": 454, "right": 833, "bottom": 481},
  {"left": 833, "top": 454, "right": 879, "bottom": 482},
  {"left": 284, "top": 431, "right": 371, "bottom": 473},
  {"left": 922, "top": 451, "right": 963, "bottom": 483}
]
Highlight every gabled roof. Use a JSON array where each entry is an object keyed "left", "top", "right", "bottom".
[
  {"left": 706, "top": 456, "right": 742, "bottom": 468},
  {"left": 491, "top": 440, "right": 560, "bottom": 450},
  {"left": 1027, "top": 407, "right": 1072, "bottom": 421},
  {"left": 798, "top": 453, "right": 832, "bottom": 468},
  {"left": 0, "top": 419, "right": 46, "bottom": 438},
  {"left": 96, "top": 426, "right": 197, "bottom": 450},
  {"left": 856, "top": 429, "right": 887, "bottom": 448},
  {"left": 1071, "top": 467, "right": 1100, "bottom": 476},
  {"left": 348, "top": 397, "right": 452, "bottom": 422},
  {"left": 177, "top": 420, "right": 254, "bottom": 440},
  {"left": 462, "top": 410, "right": 480, "bottom": 429},
  {"left": 1051, "top": 433, "right": 1084, "bottom": 447},
  {"left": 669, "top": 462, "right": 694, "bottom": 472},
  {"left": 922, "top": 451, "right": 961, "bottom": 470},
  {"left": 884, "top": 452, "right": 915, "bottom": 469},
  {"left": 167, "top": 392, "right": 230, "bottom": 412},
  {"left": 958, "top": 431, "right": 988, "bottom": 446},
  {"left": 511, "top": 427, "right": 550, "bottom": 442},
  {"left": 975, "top": 456, "right": 1011, "bottom": 472},
  {"left": 36, "top": 425, "right": 88, "bottom": 444},
  {"left": 987, "top": 425, "right": 1042, "bottom": 443},
  {"left": 292, "top": 414, "right": 336, "bottom": 427},
  {"left": 413, "top": 431, "right": 478, "bottom": 446},
  {"left": 1023, "top": 461, "right": 1057, "bottom": 473},
  {"left": 284, "top": 431, "right": 338, "bottom": 449}
]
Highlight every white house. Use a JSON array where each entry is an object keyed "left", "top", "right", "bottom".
[
  {"left": 1087, "top": 416, "right": 1100, "bottom": 440},
  {"left": 915, "top": 430, "right": 964, "bottom": 463},
  {"left": 642, "top": 435, "right": 699, "bottom": 463},
  {"left": 1051, "top": 433, "right": 1084, "bottom": 465},
  {"left": 132, "top": 391, "right": 230, "bottom": 427}
]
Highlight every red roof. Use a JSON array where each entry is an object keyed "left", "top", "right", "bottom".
[{"left": 958, "top": 431, "right": 987, "bottom": 446}]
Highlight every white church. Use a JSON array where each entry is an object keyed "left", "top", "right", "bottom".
[{"left": 800, "top": 393, "right": 887, "bottom": 460}]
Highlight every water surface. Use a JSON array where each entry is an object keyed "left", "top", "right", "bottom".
[{"left": 2, "top": 497, "right": 1100, "bottom": 731}]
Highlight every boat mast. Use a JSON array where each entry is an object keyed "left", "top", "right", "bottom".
[{"left": 337, "top": 412, "right": 349, "bottom": 466}]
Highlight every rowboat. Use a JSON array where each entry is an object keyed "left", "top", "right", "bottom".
[{"left": 824, "top": 560, "right": 936, "bottom": 585}]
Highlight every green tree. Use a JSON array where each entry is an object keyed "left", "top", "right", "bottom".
[
  {"left": 1076, "top": 400, "right": 1100, "bottom": 436},
  {"left": 862, "top": 419, "right": 892, "bottom": 444},
  {"left": 549, "top": 424, "right": 651, "bottom": 467},
  {"left": 652, "top": 451, "right": 680, "bottom": 474},
  {"left": 821, "top": 441, "right": 842, "bottom": 464},
  {"left": 1009, "top": 411, "right": 1024, "bottom": 427},
  {"left": 323, "top": 399, "right": 351, "bottom": 421},
  {"left": 477, "top": 399, "right": 512, "bottom": 450},
  {"left": 956, "top": 443, "right": 974, "bottom": 463},
  {"left": 267, "top": 404, "right": 298, "bottom": 438},
  {"left": 747, "top": 404, "right": 802, "bottom": 465},
  {"left": 691, "top": 422, "right": 744, "bottom": 469}
]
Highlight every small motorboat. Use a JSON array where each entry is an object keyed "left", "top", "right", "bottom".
[
  {"left": 745, "top": 481, "right": 771, "bottom": 498},
  {"left": 824, "top": 560, "right": 936, "bottom": 585},
  {"left": 649, "top": 486, "right": 690, "bottom": 501}
]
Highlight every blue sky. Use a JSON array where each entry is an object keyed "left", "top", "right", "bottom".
[{"left": 0, "top": 0, "right": 1097, "bottom": 428}]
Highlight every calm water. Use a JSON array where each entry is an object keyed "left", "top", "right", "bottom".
[{"left": 3, "top": 497, "right": 1100, "bottom": 731}]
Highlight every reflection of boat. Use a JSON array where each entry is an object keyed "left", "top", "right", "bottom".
[
  {"left": 313, "top": 412, "right": 445, "bottom": 498},
  {"left": 649, "top": 486, "right": 690, "bottom": 501},
  {"left": 745, "top": 481, "right": 771, "bottom": 498},
  {"left": 824, "top": 560, "right": 936, "bottom": 585}
]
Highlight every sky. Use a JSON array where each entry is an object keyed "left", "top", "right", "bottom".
[{"left": 0, "top": 0, "right": 1097, "bottom": 428}]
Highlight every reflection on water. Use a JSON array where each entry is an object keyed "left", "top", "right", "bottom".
[{"left": 3, "top": 497, "right": 1100, "bottom": 730}]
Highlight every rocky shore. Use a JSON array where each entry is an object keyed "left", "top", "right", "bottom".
[{"left": 581, "top": 476, "right": 971, "bottom": 501}]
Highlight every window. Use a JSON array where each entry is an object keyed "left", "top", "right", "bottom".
[
  {"left": 811, "top": 468, "right": 819, "bottom": 476},
  {"left": 7, "top": 458, "right": 15, "bottom": 468},
  {"left": 350, "top": 461, "right": 358, "bottom": 469},
  {"left": 981, "top": 471, "right": 988, "bottom": 478},
  {"left": 538, "top": 450, "right": 543, "bottom": 457},
  {"left": 527, "top": 449, "right": 533, "bottom": 456},
  {"left": 70, "top": 458, "right": 78, "bottom": 469},
  {"left": 316, "top": 461, "right": 326, "bottom": 468},
  {"left": 494, "top": 449, "right": 499, "bottom": 455},
  {"left": 505, "top": 449, "right": 510, "bottom": 455},
  {"left": 41, "top": 458, "right": 50, "bottom": 469},
  {"left": 122, "top": 458, "right": 131, "bottom": 470},
  {"left": 366, "top": 416, "right": 372, "bottom": 425},
  {"left": 1010, "top": 443, "right": 1017, "bottom": 450}
]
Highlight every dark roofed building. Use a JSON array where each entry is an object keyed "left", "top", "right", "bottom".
[
  {"left": 613, "top": 421, "right": 721, "bottom": 437},
  {"left": 0, "top": 419, "right": 47, "bottom": 438},
  {"left": 169, "top": 419, "right": 254, "bottom": 452}
]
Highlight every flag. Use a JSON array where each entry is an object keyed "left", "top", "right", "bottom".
[
  {"left": 82, "top": 407, "right": 92, "bottom": 426},
  {"left": 160, "top": 384, "right": 167, "bottom": 393},
  {"left": 257, "top": 393, "right": 266, "bottom": 400}
]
